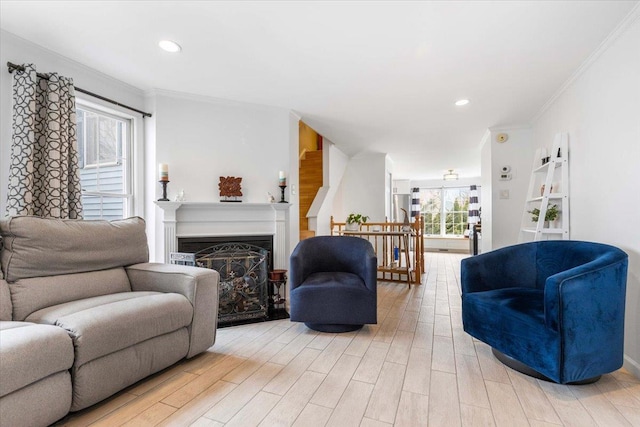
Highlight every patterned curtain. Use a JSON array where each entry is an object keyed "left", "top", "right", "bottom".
[
  {"left": 6, "top": 64, "right": 83, "bottom": 218},
  {"left": 468, "top": 185, "right": 480, "bottom": 227},
  {"left": 411, "top": 187, "right": 420, "bottom": 221}
]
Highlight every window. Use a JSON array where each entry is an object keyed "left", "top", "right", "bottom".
[
  {"left": 422, "top": 188, "right": 442, "bottom": 235},
  {"left": 76, "top": 106, "right": 132, "bottom": 220},
  {"left": 420, "top": 187, "right": 473, "bottom": 237}
]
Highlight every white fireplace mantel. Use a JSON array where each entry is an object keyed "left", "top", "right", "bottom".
[{"left": 155, "top": 201, "right": 291, "bottom": 268}]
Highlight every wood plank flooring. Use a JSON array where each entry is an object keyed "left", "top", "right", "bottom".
[{"left": 56, "top": 253, "right": 640, "bottom": 427}]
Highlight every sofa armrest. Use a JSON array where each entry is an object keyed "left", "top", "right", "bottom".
[
  {"left": 361, "top": 246, "right": 378, "bottom": 293},
  {"left": 461, "top": 244, "right": 537, "bottom": 294},
  {"left": 544, "top": 255, "right": 628, "bottom": 332},
  {"left": 289, "top": 253, "right": 306, "bottom": 292},
  {"left": 126, "top": 263, "right": 219, "bottom": 358}
]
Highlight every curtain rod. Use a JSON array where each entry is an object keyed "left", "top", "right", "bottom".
[{"left": 6, "top": 62, "right": 152, "bottom": 118}]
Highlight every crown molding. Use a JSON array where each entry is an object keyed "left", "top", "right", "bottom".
[
  {"left": 531, "top": 3, "right": 640, "bottom": 124},
  {"left": 488, "top": 124, "right": 532, "bottom": 133},
  {"left": 478, "top": 129, "right": 491, "bottom": 150},
  {"left": 144, "top": 88, "right": 289, "bottom": 113},
  {"left": 289, "top": 109, "right": 302, "bottom": 121}
]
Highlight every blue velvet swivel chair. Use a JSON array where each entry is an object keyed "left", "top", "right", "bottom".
[
  {"left": 461, "top": 240, "right": 628, "bottom": 384},
  {"left": 289, "top": 236, "right": 377, "bottom": 333}
]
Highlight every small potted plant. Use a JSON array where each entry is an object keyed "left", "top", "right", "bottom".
[
  {"left": 345, "top": 213, "right": 369, "bottom": 231},
  {"left": 528, "top": 204, "right": 559, "bottom": 228}
]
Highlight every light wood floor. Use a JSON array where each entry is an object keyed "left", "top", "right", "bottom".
[{"left": 56, "top": 252, "right": 640, "bottom": 427}]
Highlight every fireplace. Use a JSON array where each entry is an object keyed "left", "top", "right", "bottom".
[
  {"left": 177, "top": 236, "right": 272, "bottom": 326},
  {"left": 156, "top": 201, "right": 292, "bottom": 326}
]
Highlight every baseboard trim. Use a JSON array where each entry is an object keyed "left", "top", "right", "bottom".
[{"left": 623, "top": 354, "right": 640, "bottom": 379}]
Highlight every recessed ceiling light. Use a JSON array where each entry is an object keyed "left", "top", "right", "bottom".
[
  {"left": 455, "top": 99, "right": 470, "bottom": 106},
  {"left": 158, "top": 40, "right": 182, "bottom": 53}
]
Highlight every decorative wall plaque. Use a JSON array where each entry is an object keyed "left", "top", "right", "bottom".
[{"left": 219, "top": 176, "right": 242, "bottom": 202}]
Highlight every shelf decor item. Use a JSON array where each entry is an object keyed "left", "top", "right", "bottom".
[
  {"left": 528, "top": 204, "right": 559, "bottom": 226},
  {"left": 278, "top": 171, "right": 287, "bottom": 203},
  {"left": 158, "top": 163, "right": 170, "bottom": 201},
  {"left": 345, "top": 213, "right": 369, "bottom": 231},
  {"left": 219, "top": 176, "right": 243, "bottom": 202}
]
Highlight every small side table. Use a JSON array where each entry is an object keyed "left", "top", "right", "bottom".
[{"left": 268, "top": 269, "right": 289, "bottom": 320}]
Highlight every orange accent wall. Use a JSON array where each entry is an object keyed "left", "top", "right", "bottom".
[{"left": 299, "top": 121, "right": 320, "bottom": 156}]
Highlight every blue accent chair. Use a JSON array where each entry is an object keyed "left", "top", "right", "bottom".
[
  {"left": 461, "top": 240, "right": 628, "bottom": 384},
  {"left": 289, "top": 236, "right": 377, "bottom": 333}
]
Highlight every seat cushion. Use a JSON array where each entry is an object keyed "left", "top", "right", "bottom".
[
  {"left": 462, "top": 288, "right": 560, "bottom": 379},
  {"left": 26, "top": 292, "right": 193, "bottom": 366},
  {"left": 0, "top": 321, "right": 74, "bottom": 397},
  {"left": 299, "top": 272, "right": 369, "bottom": 290},
  {"left": 0, "top": 371, "right": 72, "bottom": 427},
  {"left": 290, "top": 272, "right": 376, "bottom": 325}
]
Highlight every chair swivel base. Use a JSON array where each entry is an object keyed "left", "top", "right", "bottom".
[
  {"left": 305, "top": 323, "right": 363, "bottom": 333},
  {"left": 492, "top": 348, "right": 601, "bottom": 385}
]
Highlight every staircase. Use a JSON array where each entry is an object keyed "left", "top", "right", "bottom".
[{"left": 299, "top": 150, "right": 323, "bottom": 239}]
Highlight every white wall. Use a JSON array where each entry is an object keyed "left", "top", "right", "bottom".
[
  {"left": 309, "top": 139, "right": 349, "bottom": 236},
  {"left": 148, "top": 90, "right": 292, "bottom": 260},
  {"left": 530, "top": 9, "right": 640, "bottom": 376},
  {"left": 385, "top": 155, "right": 394, "bottom": 221},
  {"left": 151, "top": 91, "right": 290, "bottom": 203},
  {"left": 333, "top": 152, "right": 388, "bottom": 223},
  {"left": 287, "top": 112, "right": 300, "bottom": 251},
  {"left": 0, "top": 30, "right": 146, "bottom": 217},
  {"left": 480, "top": 131, "right": 493, "bottom": 252},
  {"left": 488, "top": 128, "right": 534, "bottom": 249}
]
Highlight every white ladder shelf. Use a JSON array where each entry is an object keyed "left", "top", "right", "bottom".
[{"left": 520, "top": 133, "right": 569, "bottom": 242}]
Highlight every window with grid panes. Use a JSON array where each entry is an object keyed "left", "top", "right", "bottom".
[{"left": 76, "top": 106, "right": 132, "bottom": 220}]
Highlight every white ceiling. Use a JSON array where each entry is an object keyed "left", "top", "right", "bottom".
[{"left": 1, "top": 1, "right": 636, "bottom": 179}]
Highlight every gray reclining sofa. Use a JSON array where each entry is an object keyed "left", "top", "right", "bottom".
[{"left": 0, "top": 216, "right": 219, "bottom": 427}]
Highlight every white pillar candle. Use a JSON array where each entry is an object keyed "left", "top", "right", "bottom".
[
  {"left": 159, "top": 163, "right": 169, "bottom": 181},
  {"left": 279, "top": 171, "right": 286, "bottom": 185}
]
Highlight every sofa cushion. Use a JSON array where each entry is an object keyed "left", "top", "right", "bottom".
[
  {"left": 0, "top": 370, "right": 72, "bottom": 427},
  {"left": 26, "top": 292, "right": 193, "bottom": 366},
  {"left": 298, "top": 272, "right": 369, "bottom": 290},
  {"left": 0, "top": 279, "right": 11, "bottom": 321},
  {"left": 0, "top": 216, "right": 148, "bottom": 282},
  {"left": 10, "top": 268, "right": 132, "bottom": 321},
  {"left": 0, "top": 321, "right": 74, "bottom": 397},
  {"left": 71, "top": 329, "right": 189, "bottom": 411}
]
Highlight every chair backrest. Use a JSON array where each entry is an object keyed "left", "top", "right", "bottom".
[
  {"left": 291, "top": 235, "right": 375, "bottom": 273},
  {"left": 533, "top": 240, "right": 628, "bottom": 288}
]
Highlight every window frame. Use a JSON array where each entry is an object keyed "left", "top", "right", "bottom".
[
  {"left": 76, "top": 98, "right": 142, "bottom": 219},
  {"left": 419, "top": 186, "right": 475, "bottom": 238},
  {"left": 77, "top": 107, "right": 126, "bottom": 169}
]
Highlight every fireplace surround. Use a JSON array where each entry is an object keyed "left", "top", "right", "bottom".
[
  {"left": 156, "top": 201, "right": 291, "bottom": 326},
  {"left": 155, "top": 201, "right": 290, "bottom": 269}
]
